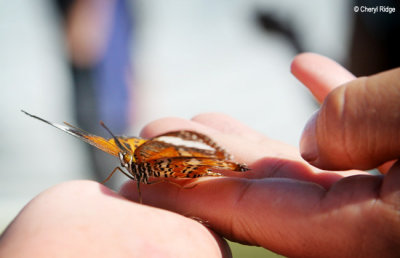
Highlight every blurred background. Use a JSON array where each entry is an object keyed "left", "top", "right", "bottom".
[{"left": 0, "top": 0, "right": 399, "bottom": 256}]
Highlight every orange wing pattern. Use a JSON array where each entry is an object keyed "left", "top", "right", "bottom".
[
  {"left": 145, "top": 157, "right": 247, "bottom": 178},
  {"left": 134, "top": 130, "right": 232, "bottom": 163},
  {"left": 22, "top": 111, "right": 121, "bottom": 157},
  {"left": 108, "top": 137, "right": 147, "bottom": 162},
  {"left": 23, "top": 110, "right": 249, "bottom": 189}
]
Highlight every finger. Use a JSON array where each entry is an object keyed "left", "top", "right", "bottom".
[
  {"left": 380, "top": 159, "right": 400, "bottom": 207},
  {"left": 291, "top": 53, "right": 356, "bottom": 103},
  {"left": 140, "top": 115, "right": 275, "bottom": 166},
  {"left": 140, "top": 116, "right": 218, "bottom": 138},
  {"left": 121, "top": 173, "right": 395, "bottom": 257},
  {"left": 140, "top": 114, "right": 298, "bottom": 163},
  {"left": 139, "top": 116, "right": 259, "bottom": 165},
  {"left": 191, "top": 113, "right": 268, "bottom": 142},
  {"left": 140, "top": 115, "right": 367, "bottom": 187},
  {"left": 300, "top": 68, "right": 400, "bottom": 170},
  {"left": 141, "top": 113, "right": 268, "bottom": 143}
]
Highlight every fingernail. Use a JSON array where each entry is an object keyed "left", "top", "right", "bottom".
[{"left": 300, "top": 111, "right": 319, "bottom": 163}]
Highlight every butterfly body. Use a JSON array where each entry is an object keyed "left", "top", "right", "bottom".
[{"left": 22, "top": 110, "right": 249, "bottom": 201}]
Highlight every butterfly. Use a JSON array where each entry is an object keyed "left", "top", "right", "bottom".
[{"left": 22, "top": 110, "right": 249, "bottom": 202}]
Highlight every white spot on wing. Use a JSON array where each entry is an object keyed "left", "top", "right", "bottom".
[
  {"left": 156, "top": 136, "right": 215, "bottom": 151},
  {"left": 187, "top": 158, "right": 202, "bottom": 165}
]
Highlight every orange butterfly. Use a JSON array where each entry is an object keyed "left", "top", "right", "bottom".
[{"left": 22, "top": 110, "right": 249, "bottom": 202}]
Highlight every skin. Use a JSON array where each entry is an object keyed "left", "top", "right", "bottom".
[
  {"left": 1, "top": 53, "right": 399, "bottom": 257},
  {"left": 121, "top": 53, "right": 400, "bottom": 256},
  {"left": 0, "top": 181, "right": 230, "bottom": 258},
  {"left": 295, "top": 55, "right": 400, "bottom": 172}
]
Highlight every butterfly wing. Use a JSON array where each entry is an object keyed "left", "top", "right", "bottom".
[
  {"left": 110, "top": 137, "right": 148, "bottom": 161},
  {"left": 134, "top": 130, "right": 233, "bottom": 163},
  {"left": 22, "top": 110, "right": 121, "bottom": 157},
  {"left": 117, "top": 138, "right": 148, "bottom": 150}
]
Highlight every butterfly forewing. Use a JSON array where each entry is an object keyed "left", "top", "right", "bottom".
[
  {"left": 22, "top": 111, "right": 122, "bottom": 157},
  {"left": 77, "top": 133, "right": 121, "bottom": 157},
  {"left": 108, "top": 137, "right": 147, "bottom": 160},
  {"left": 23, "top": 110, "right": 249, "bottom": 200}
]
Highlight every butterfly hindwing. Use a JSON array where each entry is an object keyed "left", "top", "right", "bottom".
[
  {"left": 157, "top": 131, "right": 232, "bottom": 160},
  {"left": 134, "top": 130, "right": 233, "bottom": 163},
  {"left": 145, "top": 157, "right": 247, "bottom": 178}
]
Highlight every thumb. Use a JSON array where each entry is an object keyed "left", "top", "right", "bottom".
[{"left": 300, "top": 68, "right": 400, "bottom": 171}]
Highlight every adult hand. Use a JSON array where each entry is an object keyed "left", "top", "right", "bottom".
[
  {"left": 0, "top": 181, "right": 229, "bottom": 258},
  {"left": 120, "top": 54, "right": 400, "bottom": 257}
]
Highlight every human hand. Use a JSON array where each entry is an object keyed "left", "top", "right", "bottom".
[
  {"left": 120, "top": 54, "right": 400, "bottom": 257},
  {"left": 0, "top": 181, "right": 229, "bottom": 258}
]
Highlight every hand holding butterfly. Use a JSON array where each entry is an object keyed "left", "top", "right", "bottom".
[
  {"left": 120, "top": 53, "right": 400, "bottom": 257},
  {"left": 2, "top": 53, "right": 400, "bottom": 258}
]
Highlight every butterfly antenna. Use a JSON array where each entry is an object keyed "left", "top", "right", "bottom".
[{"left": 100, "top": 121, "right": 129, "bottom": 152}]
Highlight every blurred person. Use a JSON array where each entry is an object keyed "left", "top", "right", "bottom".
[{"left": 54, "top": 0, "right": 134, "bottom": 186}]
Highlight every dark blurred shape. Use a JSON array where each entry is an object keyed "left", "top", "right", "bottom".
[
  {"left": 53, "top": 0, "right": 134, "bottom": 186},
  {"left": 350, "top": 0, "right": 400, "bottom": 76},
  {"left": 255, "top": 10, "right": 304, "bottom": 53}
]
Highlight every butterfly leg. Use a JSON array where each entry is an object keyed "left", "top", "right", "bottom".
[
  {"left": 137, "top": 180, "right": 143, "bottom": 204},
  {"left": 135, "top": 179, "right": 187, "bottom": 203},
  {"left": 145, "top": 178, "right": 200, "bottom": 191},
  {"left": 146, "top": 179, "right": 184, "bottom": 188},
  {"left": 102, "top": 166, "right": 135, "bottom": 184}
]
